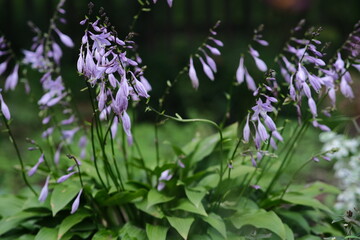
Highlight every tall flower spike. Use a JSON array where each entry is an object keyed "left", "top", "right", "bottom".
[{"left": 189, "top": 56, "right": 199, "bottom": 89}]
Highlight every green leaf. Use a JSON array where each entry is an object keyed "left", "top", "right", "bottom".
[
  {"left": 172, "top": 199, "right": 207, "bottom": 216},
  {"left": 135, "top": 198, "right": 164, "bottom": 219},
  {"left": 35, "top": 227, "right": 57, "bottom": 240},
  {"left": 50, "top": 183, "right": 80, "bottom": 216},
  {"left": 147, "top": 189, "right": 174, "bottom": 209},
  {"left": 92, "top": 229, "right": 117, "bottom": 240},
  {"left": 282, "top": 192, "right": 333, "bottom": 213},
  {"left": 200, "top": 213, "right": 227, "bottom": 238},
  {"left": 0, "top": 211, "right": 46, "bottom": 235},
  {"left": 57, "top": 210, "right": 90, "bottom": 239},
  {"left": 185, "top": 187, "right": 206, "bottom": 208},
  {"left": 167, "top": 216, "right": 194, "bottom": 240},
  {"left": 284, "top": 224, "right": 294, "bottom": 240},
  {"left": 277, "top": 210, "right": 310, "bottom": 233},
  {"left": 119, "top": 223, "right": 146, "bottom": 240},
  {"left": 230, "top": 209, "right": 286, "bottom": 240},
  {"left": 146, "top": 224, "right": 168, "bottom": 240},
  {"left": 102, "top": 189, "right": 147, "bottom": 206},
  {"left": 0, "top": 195, "right": 25, "bottom": 217}
]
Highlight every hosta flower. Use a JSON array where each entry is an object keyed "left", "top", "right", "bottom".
[
  {"left": 157, "top": 169, "right": 173, "bottom": 191},
  {"left": 71, "top": 189, "right": 83, "bottom": 214},
  {"left": 188, "top": 56, "right": 199, "bottom": 89},
  {"left": 57, "top": 171, "right": 78, "bottom": 183},
  {"left": 28, "top": 154, "right": 45, "bottom": 176},
  {"left": 4, "top": 64, "right": 19, "bottom": 91},
  {"left": 0, "top": 91, "right": 10, "bottom": 120},
  {"left": 39, "top": 175, "right": 50, "bottom": 202}
]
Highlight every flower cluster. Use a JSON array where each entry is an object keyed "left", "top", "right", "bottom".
[
  {"left": 236, "top": 26, "right": 268, "bottom": 92},
  {"left": 152, "top": 0, "right": 173, "bottom": 7},
  {"left": 18, "top": 0, "right": 85, "bottom": 213},
  {"left": 279, "top": 23, "right": 358, "bottom": 131},
  {"left": 188, "top": 21, "right": 223, "bottom": 89},
  {"left": 77, "top": 6, "right": 151, "bottom": 144},
  {"left": 0, "top": 36, "right": 19, "bottom": 91}
]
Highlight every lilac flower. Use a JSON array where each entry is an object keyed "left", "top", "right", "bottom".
[
  {"left": 200, "top": 49, "right": 217, "bottom": 73},
  {"left": 312, "top": 120, "right": 331, "bottom": 132},
  {"left": 257, "top": 120, "right": 269, "bottom": 141},
  {"left": 62, "top": 127, "right": 80, "bottom": 143},
  {"left": 264, "top": 114, "right": 276, "bottom": 131},
  {"left": 308, "top": 97, "right": 317, "bottom": 117},
  {"left": 243, "top": 114, "right": 250, "bottom": 142},
  {"left": 0, "top": 92, "right": 11, "bottom": 120},
  {"left": 248, "top": 46, "right": 267, "bottom": 72},
  {"left": 57, "top": 171, "right": 78, "bottom": 183},
  {"left": 71, "top": 189, "right": 83, "bottom": 214},
  {"left": 131, "top": 72, "right": 150, "bottom": 98},
  {"left": 0, "top": 58, "right": 9, "bottom": 75},
  {"left": 167, "top": 0, "right": 173, "bottom": 7},
  {"left": 111, "top": 116, "right": 118, "bottom": 139},
  {"left": 251, "top": 185, "right": 261, "bottom": 190},
  {"left": 157, "top": 169, "right": 173, "bottom": 191},
  {"left": 121, "top": 111, "right": 133, "bottom": 145},
  {"left": 199, "top": 57, "right": 214, "bottom": 81},
  {"left": 205, "top": 45, "right": 221, "bottom": 56},
  {"left": 28, "top": 154, "right": 45, "bottom": 176},
  {"left": 208, "top": 37, "right": 224, "bottom": 47},
  {"left": 340, "top": 77, "right": 354, "bottom": 99},
  {"left": 54, "top": 27, "right": 74, "bottom": 48},
  {"left": 54, "top": 143, "right": 63, "bottom": 165},
  {"left": 60, "top": 115, "right": 75, "bottom": 125},
  {"left": 78, "top": 136, "right": 87, "bottom": 159},
  {"left": 39, "top": 175, "right": 51, "bottom": 202},
  {"left": 245, "top": 69, "right": 256, "bottom": 92},
  {"left": 41, "top": 127, "right": 54, "bottom": 138},
  {"left": 236, "top": 56, "right": 245, "bottom": 84},
  {"left": 5, "top": 64, "right": 19, "bottom": 91}
]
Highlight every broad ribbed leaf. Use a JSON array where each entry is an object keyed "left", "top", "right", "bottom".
[
  {"left": 92, "top": 229, "right": 117, "bottom": 240},
  {"left": 146, "top": 224, "right": 168, "bottom": 240},
  {"left": 282, "top": 193, "right": 332, "bottom": 213},
  {"left": 201, "top": 213, "right": 227, "bottom": 238},
  {"left": 185, "top": 187, "right": 206, "bottom": 207},
  {"left": 51, "top": 183, "right": 80, "bottom": 216},
  {"left": 102, "top": 189, "right": 147, "bottom": 206},
  {"left": 119, "top": 223, "right": 146, "bottom": 240},
  {"left": 35, "top": 227, "right": 57, "bottom": 240},
  {"left": 147, "top": 189, "right": 174, "bottom": 209},
  {"left": 0, "top": 211, "right": 47, "bottom": 235},
  {"left": 57, "top": 211, "right": 90, "bottom": 239},
  {"left": 230, "top": 209, "right": 286, "bottom": 240},
  {"left": 167, "top": 216, "right": 194, "bottom": 240},
  {"left": 172, "top": 199, "right": 207, "bottom": 216},
  {"left": 284, "top": 224, "right": 294, "bottom": 240},
  {"left": 277, "top": 210, "right": 310, "bottom": 233}
]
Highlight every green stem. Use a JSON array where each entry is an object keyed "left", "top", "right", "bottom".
[{"left": 2, "top": 116, "right": 37, "bottom": 196}]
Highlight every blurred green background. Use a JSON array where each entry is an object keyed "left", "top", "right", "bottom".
[{"left": 0, "top": 0, "right": 359, "bottom": 193}]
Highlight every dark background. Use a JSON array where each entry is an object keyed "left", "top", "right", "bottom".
[{"left": 0, "top": 0, "right": 359, "bottom": 122}]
